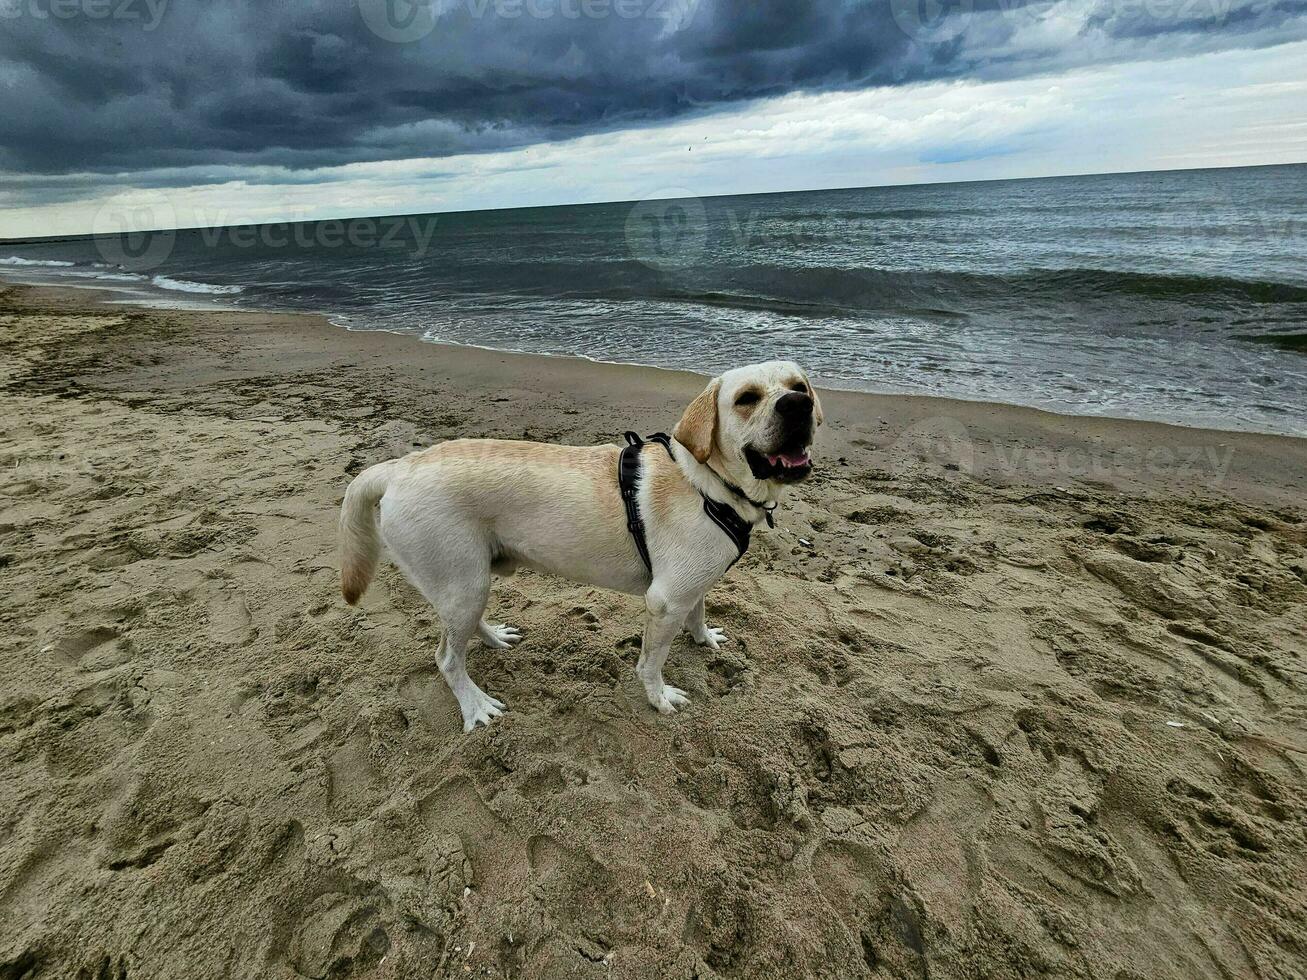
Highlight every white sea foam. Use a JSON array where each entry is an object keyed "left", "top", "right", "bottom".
[
  {"left": 150, "top": 275, "right": 243, "bottom": 295},
  {"left": 1, "top": 256, "right": 75, "bottom": 267}
]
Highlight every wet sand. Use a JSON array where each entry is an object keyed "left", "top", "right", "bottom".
[{"left": 2, "top": 281, "right": 1305, "bottom": 979}]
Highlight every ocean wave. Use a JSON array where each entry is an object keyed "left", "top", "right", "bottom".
[
  {"left": 649, "top": 289, "right": 859, "bottom": 318},
  {"left": 1, "top": 256, "right": 75, "bottom": 267},
  {"left": 150, "top": 275, "right": 243, "bottom": 295},
  {"left": 92, "top": 272, "right": 147, "bottom": 282},
  {"left": 564, "top": 264, "right": 1307, "bottom": 318},
  {"left": 1236, "top": 332, "right": 1307, "bottom": 352},
  {"left": 763, "top": 208, "right": 939, "bottom": 223},
  {"left": 1031, "top": 268, "right": 1307, "bottom": 304}
]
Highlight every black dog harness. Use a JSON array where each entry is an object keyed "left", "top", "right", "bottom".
[{"left": 618, "top": 431, "right": 772, "bottom": 574}]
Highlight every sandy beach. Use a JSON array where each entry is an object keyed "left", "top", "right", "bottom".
[{"left": 2, "top": 280, "right": 1305, "bottom": 979}]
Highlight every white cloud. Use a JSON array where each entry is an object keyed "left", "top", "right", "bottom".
[{"left": 2, "top": 39, "right": 1304, "bottom": 239}]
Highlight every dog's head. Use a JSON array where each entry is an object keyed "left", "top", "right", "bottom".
[{"left": 673, "top": 360, "right": 823, "bottom": 484}]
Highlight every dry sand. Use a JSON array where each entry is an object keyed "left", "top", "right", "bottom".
[{"left": 1, "top": 281, "right": 1305, "bottom": 980}]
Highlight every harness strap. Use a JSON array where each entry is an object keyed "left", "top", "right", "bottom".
[
  {"left": 618, "top": 431, "right": 756, "bottom": 574},
  {"left": 710, "top": 470, "right": 777, "bottom": 528},
  {"left": 701, "top": 496, "right": 754, "bottom": 567},
  {"left": 618, "top": 432, "right": 657, "bottom": 573}
]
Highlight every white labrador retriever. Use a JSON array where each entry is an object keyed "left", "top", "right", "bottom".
[{"left": 339, "top": 360, "right": 822, "bottom": 732}]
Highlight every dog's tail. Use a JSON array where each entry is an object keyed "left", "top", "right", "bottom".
[{"left": 339, "top": 461, "right": 395, "bottom": 605}]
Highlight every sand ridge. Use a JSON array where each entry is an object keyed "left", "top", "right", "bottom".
[{"left": 1, "top": 284, "right": 1305, "bottom": 979}]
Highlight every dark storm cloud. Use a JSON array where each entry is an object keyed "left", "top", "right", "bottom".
[{"left": 1, "top": 0, "right": 1305, "bottom": 182}]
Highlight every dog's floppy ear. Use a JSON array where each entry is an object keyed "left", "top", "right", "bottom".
[
  {"left": 808, "top": 375, "right": 824, "bottom": 425},
  {"left": 674, "top": 378, "right": 720, "bottom": 463}
]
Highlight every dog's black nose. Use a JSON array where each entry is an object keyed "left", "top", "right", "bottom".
[{"left": 775, "top": 391, "right": 813, "bottom": 419}]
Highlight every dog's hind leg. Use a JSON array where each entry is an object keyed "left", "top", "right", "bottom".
[
  {"left": 439, "top": 596, "right": 507, "bottom": 733},
  {"left": 479, "top": 550, "right": 522, "bottom": 649},
  {"left": 389, "top": 535, "right": 507, "bottom": 733},
  {"left": 684, "top": 596, "right": 727, "bottom": 651},
  {"left": 478, "top": 620, "right": 522, "bottom": 649}
]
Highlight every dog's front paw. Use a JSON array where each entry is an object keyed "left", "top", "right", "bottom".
[
  {"left": 650, "top": 684, "right": 690, "bottom": 715},
  {"left": 692, "top": 625, "right": 727, "bottom": 650}
]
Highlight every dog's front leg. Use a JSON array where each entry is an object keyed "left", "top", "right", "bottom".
[
  {"left": 638, "top": 586, "right": 697, "bottom": 715},
  {"left": 684, "top": 597, "right": 727, "bottom": 650}
]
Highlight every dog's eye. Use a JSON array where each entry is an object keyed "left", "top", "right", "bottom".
[
  {"left": 734, "top": 390, "right": 761, "bottom": 407},
  {"left": 791, "top": 382, "right": 808, "bottom": 394}
]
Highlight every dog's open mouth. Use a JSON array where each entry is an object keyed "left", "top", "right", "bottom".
[{"left": 745, "top": 445, "right": 813, "bottom": 482}]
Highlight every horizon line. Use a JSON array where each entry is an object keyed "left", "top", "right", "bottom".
[{"left": 2, "top": 158, "right": 1303, "bottom": 245}]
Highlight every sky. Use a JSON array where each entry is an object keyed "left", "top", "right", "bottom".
[{"left": 1, "top": 0, "right": 1305, "bottom": 237}]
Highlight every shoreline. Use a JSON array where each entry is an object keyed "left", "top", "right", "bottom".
[
  {"left": 5, "top": 277, "right": 1304, "bottom": 510},
  {"left": 4, "top": 269, "right": 1306, "bottom": 441},
  {"left": 6, "top": 271, "right": 1307, "bottom": 452},
  {"left": 2, "top": 279, "right": 1305, "bottom": 977}
]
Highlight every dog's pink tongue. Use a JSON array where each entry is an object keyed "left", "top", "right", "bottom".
[{"left": 768, "top": 451, "right": 811, "bottom": 467}]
